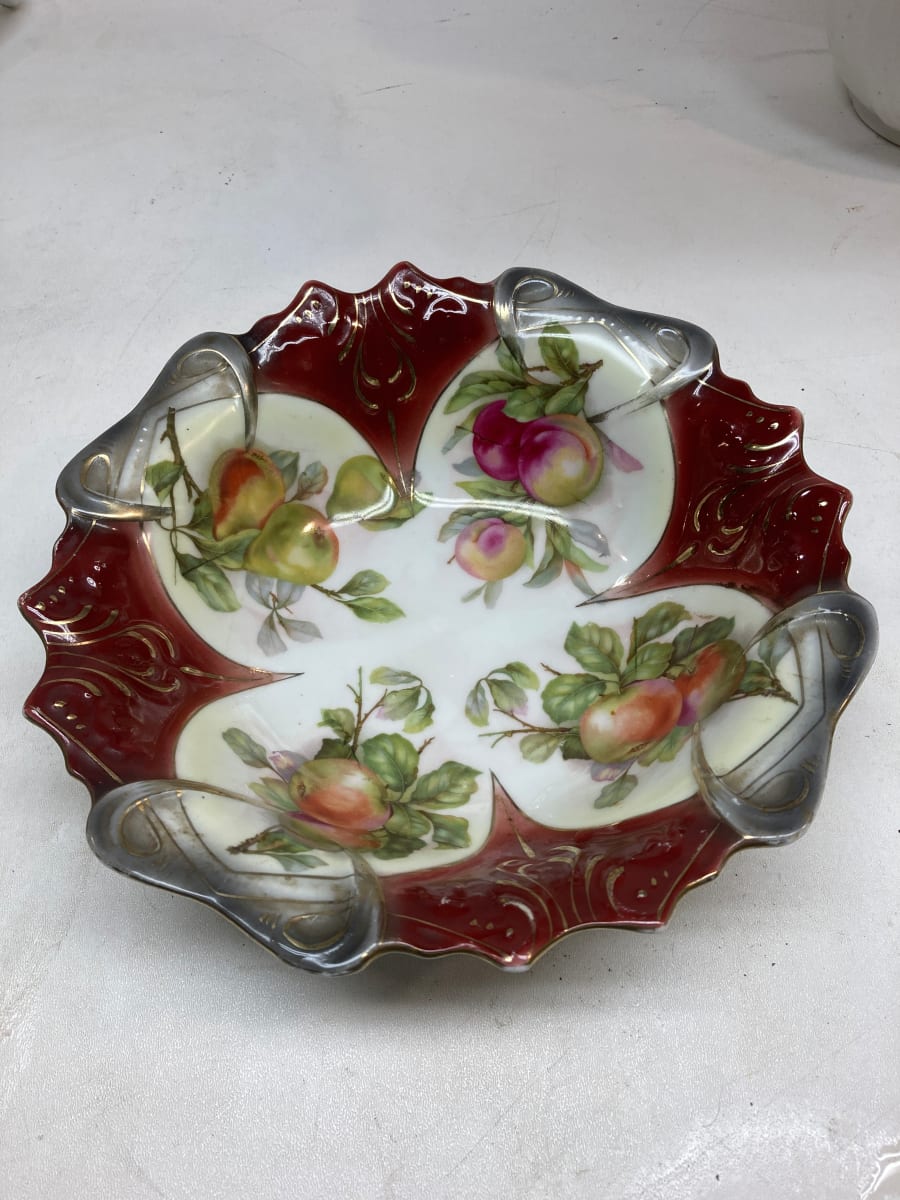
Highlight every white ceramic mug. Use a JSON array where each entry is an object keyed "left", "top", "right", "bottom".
[{"left": 827, "top": 0, "right": 900, "bottom": 144}]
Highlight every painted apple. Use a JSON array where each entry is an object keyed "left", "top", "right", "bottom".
[
  {"left": 288, "top": 759, "right": 390, "bottom": 831},
  {"left": 579, "top": 678, "right": 683, "bottom": 763},
  {"left": 517, "top": 414, "right": 604, "bottom": 507},
  {"left": 674, "top": 639, "right": 746, "bottom": 726},
  {"left": 455, "top": 518, "right": 527, "bottom": 581},
  {"left": 208, "top": 448, "right": 285, "bottom": 540},
  {"left": 472, "top": 399, "right": 525, "bottom": 481},
  {"left": 243, "top": 502, "right": 339, "bottom": 584}
]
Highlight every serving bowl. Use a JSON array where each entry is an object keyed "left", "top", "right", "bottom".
[{"left": 20, "top": 264, "right": 876, "bottom": 973}]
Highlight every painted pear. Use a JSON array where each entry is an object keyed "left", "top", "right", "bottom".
[
  {"left": 208, "top": 448, "right": 285, "bottom": 540},
  {"left": 244, "top": 502, "right": 339, "bottom": 585},
  {"left": 327, "top": 455, "right": 398, "bottom": 525}
]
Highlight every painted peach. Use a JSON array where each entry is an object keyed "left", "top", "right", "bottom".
[
  {"left": 472, "top": 399, "right": 525, "bottom": 481},
  {"left": 517, "top": 414, "right": 604, "bottom": 507},
  {"left": 455, "top": 518, "right": 526, "bottom": 581},
  {"left": 674, "top": 640, "right": 746, "bottom": 726}
]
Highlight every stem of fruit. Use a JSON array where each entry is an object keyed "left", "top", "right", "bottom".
[
  {"left": 227, "top": 826, "right": 281, "bottom": 855},
  {"left": 161, "top": 407, "right": 201, "bottom": 499},
  {"left": 480, "top": 709, "right": 568, "bottom": 739},
  {"left": 347, "top": 669, "right": 389, "bottom": 753}
]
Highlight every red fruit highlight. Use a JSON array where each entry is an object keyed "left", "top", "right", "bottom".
[
  {"left": 472, "top": 399, "right": 525, "bottom": 481},
  {"left": 579, "top": 678, "right": 683, "bottom": 763},
  {"left": 455, "top": 518, "right": 527, "bottom": 581},
  {"left": 518, "top": 414, "right": 604, "bottom": 507}
]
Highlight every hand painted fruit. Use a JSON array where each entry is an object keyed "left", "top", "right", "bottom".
[
  {"left": 472, "top": 399, "right": 525, "bottom": 481},
  {"left": 517, "top": 414, "right": 603, "bottom": 507},
  {"left": 288, "top": 759, "right": 390, "bottom": 831},
  {"left": 455, "top": 518, "right": 526, "bottom": 581},
  {"left": 208, "top": 448, "right": 285, "bottom": 540},
  {"left": 579, "top": 678, "right": 683, "bottom": 763},
  {"left": 279, "top": 810, "right": 382, "bottom": 851},
  {"left": 244, "top": 502, "right": 339, "bottom": 584},
  {"left": 326, "top": 455, "right": 397, "bottom": 525},
  {"left": 674, "top": 639, "right": 746, "bottom": 726}
]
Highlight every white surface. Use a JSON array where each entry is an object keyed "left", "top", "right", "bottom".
[{"left": 1, "top": 1, "right": 899, "bottom": 1197}]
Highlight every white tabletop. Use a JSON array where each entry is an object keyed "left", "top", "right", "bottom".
[{"left": 2, "top": 1, "right": 899, "bottom": 1197}]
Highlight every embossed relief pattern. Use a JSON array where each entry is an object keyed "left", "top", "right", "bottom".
[
  {"left": 381, "top": 783, "right": 737, "bottom": 968},
  {"left": 606, "top": 370, "right": 852, "bottom": 605},
  {"left": 21, "top": 519, "right": 270, "bottom": 793}
]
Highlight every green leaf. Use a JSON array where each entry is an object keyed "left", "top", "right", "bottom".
[
  {"left": 270, "top": 450, "right": 299, "bottom": 492},
  {"left": 483, "top": 580, "right": 503, "bottom": 609},
  {"left": 357, "top": 733, "right": 419, "bottom": 793},
  {"left": 412, "top": 761, "right": 480, "bottom": 808},
  {"left": 314, "top": 738, "right": 354, "bottom": 760},
  {"left": 444, "top": 370, "right": 521, "bottom": 414},
  {"left": 257, "top": 612, "right": 285, "bottom": 656},
  {"left": 403, "top": 701, "right": 435, "bottom": 734},
  {"left": 145, "top": 459, "right": 182, "bottom": 502},
  {"left": 370, "top": 667, "right": 418, "bottom": 686},
  {"left": 632, "top": 602, "right": 690, "bottom": 651},
  {"left": 318, "top": 707, "right": 356, "bottom": 739},
  {"left": 501, "top": 661, "right": 540, "bottom": 691},
  {"left": 496, "top": 339, "right": 524, "bottom": 379},
  {"left": 621, "top": 640, "right": 674, "bottom": 685},
  {"left": 524, "top": 544, "right": 563, "bottom": 589},
  {"left": 523, "top": 519, "right": 535, "bottom": 569},
  {"left": 369, "top": 832, "right": 428, "bottom": 860},
  {"left": 566, "top": 562, "right": 596, "bottom": 598},
  {"left": 502, "top": 385, "right": 553, "bottom": 421},
  {"left": 671, "top": 617, "right": 736, "bottom": 663},
  {"left": 188, "top": 492, "right": 213, "bottom": 531},
  {"left": 428, "top": 812, "right": 471, "bottom": 849},
  {"left": 541, "top": 673, "right": 608, "bottom": 724},
  {"left": 486, "top": 677, "right": 528, "bottom": 714},
  {"left": 465, "top": 681, "right": 489, "bottom": 726},
  {"left": 538, "top": 322, "right": 580, "bottom": 380},
  {"left": 561, "top": 731, "right": 590, "bottom": 760},
  {"left": 339, "top": 570, "right": 389, "bottom": 597},
  {"left": 295, "top": 459, "right": 328, "bottom": 499},
  {"left": 457, "top": 477, "right": 526, "bottom": 503},
  {"left": 636, "top": 726, "right": 692, "bottom": 767},
  {"left": 737, "top": 659, "right": 796, "bottom": 703},
  {"left": 441, "top": 404, "right": 487, "bottom": 454},
  {"left": 380, "top": 685, "right": 421, "bottom": 721},
  {"left": 249, "top": 777, "right": 294, "bottom": 810},
  {"left": 546, "top": 524, "right": 606, "bottom": 573},
  {"left": 344, "top": 596, "right": 404, "bottom": 623},
  {"left": 187, "top": 528, "right": 259, "bottom": 571},
  {"left": 222, "top": 727, "right": 270, "bottom": 768},
  {"left": 229, "top": 827, "right": 325, "bottom": 868},
  {"left": 278, "top": 617, "right": 322, "bottom": 643},
  {"left": 564, "top": 622, "right": 624, "bottom": 678},
  {"left": 594, "top": 773, "right": 639, "bottom": 809},
  {"left": 437, "top": 508, "right": 490, "bottom": 543},
  {"left": 544, "top": 378, "right": 588, "bottom": 415},
  {"left": 385, "top": 805, "right": 433, "bottom": 839},
  {"left": 175, "top": 552, "right": 241, "bottom": 612},
  {"left": 519, "top": 732, "right": 563, "bottom": 763}
]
